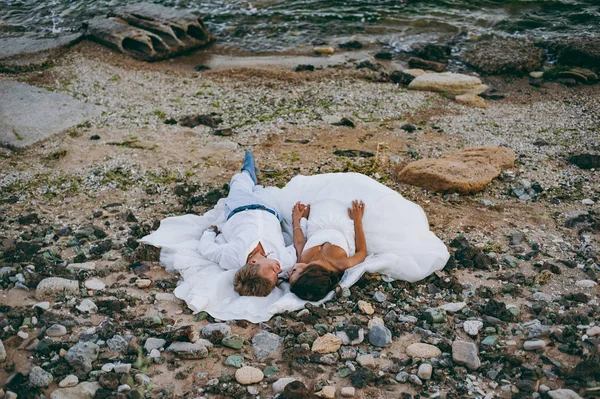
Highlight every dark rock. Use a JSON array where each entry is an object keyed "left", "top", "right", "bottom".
[
  {"left": 18, "top": 213, "right": 39, "bottom": 225},
  {"left": 564, "top": 293, "right": 589, "bottom": 303},
  {"left": 339, "top": 40, "right": 363, "bottom": 50},
  {"left": 164, "top": 118, "right": 177, "bottom": 125},
  {"left": 484, "top": 299, "right": 514, "bottom": 322},
  {"left": 90, "top": 134, "right": 101, "bottom": 140},
  {"left": 401, "top": 123, "right": 416, "bottom": 133},
  {"left": 463, "top": 39, "right": 545, "bottom": 75},
  {"left": 294, "top": 64, "right": 315, "bottom": 72},
  {"left": 281, "top": 380, "right": 317, "bottom": 399},
  {"left": 389, "top": 70, "right": 415, "bottom": 86},
  {"left": 410, "top": 42, "right": 452, "bottom": 62},
  {"left": 213, "top": 128, "right": 234, "bottom": 136},
  {"left": 356, "top": 60, "right": 381, "bottom": 71},
  {"left": 350, "top": 367, "right": 375, "bottom": 388},
  {"left": 99, "top": 372, "right": 119, "bottom": 390},
  {"left": 557, "top": 78, "right": 577, "bottom": 87},
  {"left": 568, "top": 154, "right": 600, "bottom": 170},
  {"left": 333, "top": 117, "right": 356, "bottom": 128},
  {"left": 408, "top": 57, "right": 446, "bottom": 72},
  {"left": 479, "top": 89, "right": 505, "bottom": 100},
  {"left": 89, "top": 239, "right": 113, "bottom": 256},
  {"left": 545, "top": 36, "right": 600, "bottom": 68},
  {"left": 86, "top": 4, "right": 215, "bottom": 61},
  {"left": 333, "top": 149, "right": 374, "bottom": 158},
  {"left": 374, "top": 52, "right": 393, "bottom": 60},
  {"left": 179, "top": 114, "right": 222, "bottom": 128},
  {"left": 194, "top": 64, "right": 210, "bottom": 71}
]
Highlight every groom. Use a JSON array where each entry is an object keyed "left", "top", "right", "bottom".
[{"left": 198, "top": 151, "right": 304, "bottom": 296}]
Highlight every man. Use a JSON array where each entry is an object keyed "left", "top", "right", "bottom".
[{"left": 198, "top": 151, "right": 304, "bottom": 296}]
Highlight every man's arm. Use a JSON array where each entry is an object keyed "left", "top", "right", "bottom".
[
  {"left": 291, "top": 202, "right": 308, "bottom": 260},
  {"left": 198, "top": 228, "right": 239, "bottom": 270}
]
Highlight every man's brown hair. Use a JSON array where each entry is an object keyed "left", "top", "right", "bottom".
[
  {"left": 290, "top": 264, "right": 341, "bottom": 301},
  {"left": 233, "top": 262, "right": 275, "bottom": 297}
]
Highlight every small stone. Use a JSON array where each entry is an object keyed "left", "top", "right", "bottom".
[
  {"left": 113, "top": 363, "right": 132, "bottom": 373},
  {"left": 46, "top": 324, "right": 68, "bottom": 337},
  {"left": 438, "top": 302, "right": 467, "bottom": 313},
  {"left": 340, "top": 386, "right": 356, "bottom": 397},
  {"left": 84, "top": 278, "right": 106, "bottom": 291},
  {"left": 452, "top": 340, "right": 481, "bottom": 370},
  {"left": 373, "top": 291, "right": 386, "bottom": 302},
  {"left": 134, "top": 374, "right": 151, "bottom": 386},
  {"left": 312, "top": 333, "right": 342, "bottom": 353},
  {"left": 316, "top": 386, "right": 336, "bottom": 399},
  {"left": 367, "top": 316, "right": 384, "bottom": 329},
  {"left": 29, "top": 366, "right": 54, "bottom": 387},
  {"left": 335, "top": 326, "right": 364, "bottom": 345},
  {"left": 297, "top": 331, "right": 319, "bottom": 345},
  {"left": 149, "top": 349, "right": 160, "bottom": 358},
  {"left": 235, "top": 366, "right": 263, "bottom": 385},
  {"left": 357, "top": 300, "right": 374, "bottom": 315},
  {"left": 575, "top": 279, "right": 597, "bottom": 288},
  {"left": 396, "top": 371, "right": 409, "bottom": 383},
  {"left": 34, "top": 301, "right": 51, "bottom": 310},
  {"left": 547, "top": 389, "right": 584, "bottom": 399},
  {"left": 314, "top": 46, "right": 335, "bottom": 55},
  {"left": 17, "top": 331, "right": 29, "bottom": 339},
  {"left": 408, "top": 374, "right": 423, "bottom": 386},
  {"left": 167, "top": 341, "right": 211, "bottom": 359},
  {"left": 225, "top": 354, "right": 244, "bottom": 368},
  {"left": 36, "top": 277, "right": 79, "bottom": 299},
  {"left": 368, "top": 324, "right": 392, "bottom": 347},
  {"left": 263, "top": 365, "right": 279, "bottom": 378},
  {"left": 65, "top": 341, "right": 100, "bottom": 378},
  {"left": 252, "top": 332, "right": 282, "bottom": 360},
  {"left": 58, "top": 375, "right": 79, "bottom": 388},
  {"left": 406, "top": 343, "right": 441, "bottom": 358},
  {"left": 463, "top": 320, "right": 483, "bottom": 336},
  {"left": 50, "top": 382, "right": 100, "bottom": 399},
  {"left": 530, "top": 71, "right": 544, "bottom": 78},
  {"left": 582, "top": 198, "right": 595, "bottom": 205},
  {"left": 481, "top": 335, "right": 499, "bottom": 347},
  {"left": 273, "top": 377, "right": 298, "bottom": 394},
  {"left": 339, "top": 346, "right": 357, "bottom": 361},
  {"left": 135, "top": 279, "right": 152, "bottom": 288},
  {"left": 586, "top": 326, "right": 600, "bottom": 337},
  {"left": 222, "top": 334, "right": 244, "bottom": 349},
  {"left": 455, "top": 93, "right": 487, "bottom": 109},
  {"left": 523, "top": 340, "right": 546, "bottom": 351},
  {"left": 422, "top": 308, "right": 445, "bottom": 323},
  {"left": 107, "top": 334, "right": 128, "bottom": 353},
  {"left": 356, "top": 354, "right": 375, "bottom": 368},
  {"left": 417, "top": 363, "right": 432, "bottom": 380},
  {"left": 144, "top": 337, "right": 166, "bottom": 352},
  {"left": 0, "top": 339, "right": 6, "bottom": 362},
  {"left": 532, "top": 292, "right": 552, "bottom": 302},
  {"left": 247, "top": 386, "right": 259, "bottom": 395}
]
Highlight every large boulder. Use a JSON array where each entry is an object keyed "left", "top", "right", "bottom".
[
  {"left": 545, "top": 36, "right": 600, "bottom": 69},
  {"left": 463, "top": 39, "right": 546, "bottom": 75},
  {"left": 408, "top": 72, "right": 488, "bottom": 97},
  {"left": 396, "top": 146, "right": 515, "bottom": 194},
  {"left": 86, "top": 3, "right": 214, "bottom": 61}
]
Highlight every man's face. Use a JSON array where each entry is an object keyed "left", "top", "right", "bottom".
[
  {"left": 288, "top": 262, "right": 308, "bottom": 285},
  {"left": 255, "top": 258, "right": 282, "bottom": 286}
]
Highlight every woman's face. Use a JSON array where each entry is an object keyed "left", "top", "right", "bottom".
[{"left": 288, "top": 262, "right": 308, "bottom": 284}]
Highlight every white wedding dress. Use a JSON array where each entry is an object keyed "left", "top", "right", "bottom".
[{"left": 141, "top": 172, "right": 449, "bottom": 322}]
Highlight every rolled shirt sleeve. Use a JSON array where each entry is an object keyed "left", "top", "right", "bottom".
[{"left": 198, "top": 230, "right": 241, "bottom": 270}]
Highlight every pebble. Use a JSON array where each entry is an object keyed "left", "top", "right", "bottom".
[
  {"left": 356, "top": 354, "right": 375, "bottom": 368},
  {"left": 225, "top": 354, "right": 243, "bottom": 368},
  {"left": 368, "top": 324, "right": 392, "bottom": 347},
  {"left": 316, "top": 386, "right": 336, "bottom": 398},
  {"left": 547, "top": 389, "right": 584, "bottom": 399},
  {"left": 247, "top": 386, "right": 259, "bottom": 395},
  {"left": 463, "top": 320, "right": 483, "bottom": 336},
  {"left": 341, "top": 387, "right": 356, "bottom": 397},
  {"left": 84, "top": 278, "right": 106, "bottom": 290},
  {"left": 452, "top": 340, "right": 481, "bottom": 370},
  {"left": 357, "top": 300, "right": 374, "bottom": 315},
  {"left": 314, "top": 46, "right": 335, "bottom": 55},
  {"left": 272, "top": 377, "right": 298, "bottom": 394},
  {"left": 339, "top": 346, "right": 357, "bottom": 361},
  {"left": 76, "top": 298, "right": 98, "bottom": 313},
  {"left": 406, "top": 343, "right": 441, "bottom": 358},
  {"left": 0, "top": 340, "right": 6, "bottom": 362},
  {"left": 67, "top": 262, "right": 96, "bottom": 272},
  {"left": 49, "top": 381, "right": 100, "bottom": 399},
  {"left": 582, "top": 198, "right": 595, "bottom": 205},
  {"left": 408, "top": 374, "right": 423, "bottom": 386},
  {"left": 252, "top": 331, "right": 282, "bottom": 360},
  {"left": 29, "top": 366, "right": 54, "bottom": 387},
  {"left": 107, "top": 334, "right": 129, "bottom": 353},
  {"left": 135, "top": 279, "right": 152, "bottom": 288},
  {"left": 58, "top": 375, "right": 79, "bottom": 388},
  {"left": 149, "top": 349, "right": 160, "bottom": 358},
  {"left": 46, "top": 324, "right": 68, "bottom": 337},
  {"left": 311, "top": 333, "right": 342, "bottom": 353},
  {"left": 439, "top": 302, "right": 467, "bottom": 313},
  {"left": 523, "top": 339, "right": 546, "bottom": 351},
  {"left": 396, "top": 371, "right": 409, "bottom": 383},
  {"left": 373, "top": 291, "right": 386, "bottom": 302},
  {"left": 144, "top": 337, "right": 166, "bottom": 352},
  {"left": 167, "top": 341, "right": 211, "bottom": 359},
  {"left": 222, "top": 334, "right": 244, "bottom": 349},
  {"left": 575, "top": 279, "right": 597, "bottom": 288},
  {"left": 235, "top": 366, "right": 263, "bottom": 385},
  {"left": 530, "top": 71, "right": 544, "bottom": 78},
  {"left": 417, "top": 363, "right": 433, "bottom": 380},
  {"left": 201, "top": 323, "right": 231, "bottom": 339},
  {"left": 36, "top": 277, "right": 79, "bottom": 299},
  {"left": 532, "top": 292, "right": 552, "bottom": 302},
  {"left": 17, "top": 331, "right": 28, "bottom": 339},
  {"left": 367, "top": 316, "right": 385, "bottom": 329},
  {"left": 586, "top": 326, "right": 600, "bottom": 337}
]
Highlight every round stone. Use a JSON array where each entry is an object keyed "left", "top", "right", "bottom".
[
  {"left": 58, "top": 375, "right": 79, "bottom": 388},
  {"left": 84, "top": 278, "right": 106, "bottom": 291},
  {"left": 406, "top": 343, "right": 441, "bottom": 359},
  {"left": 46, "top": 324, "right": 68, "bottom": 337},
  {"left": 417, "top": 363, "right": 432, "bottom": 380},
  {"left": 523, "top": 340, "right": 546, "bottom": 351},
  {"left": 235, "top": 366, "right": 264, "bottom": 385},
  {"left": 368, "top": 325, "right": 392, "bottom": 347},
  {"left": 29, "top": 366, "right": 53, "bottom": 387},
  {"left": 463, "top": 320, "right": 483, "bottom": 336}
]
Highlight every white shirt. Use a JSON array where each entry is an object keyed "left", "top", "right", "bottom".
[{"left": 198, "top": 209, "right": 297, "bottom": 270}]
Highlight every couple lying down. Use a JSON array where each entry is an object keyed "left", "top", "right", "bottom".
[
  {"left": 142, "top": 151, "right": 449, "bottom": 322},
  {"left": 199, "top": 151, "right": 368, "bottom": 301}
]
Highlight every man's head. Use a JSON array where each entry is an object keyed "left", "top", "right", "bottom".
[
  {"left": 233, "top": 257, "right": 281, "bottom": 297},
  {"left": 289, "top": 263, "right": 341, "bottom": 301}
]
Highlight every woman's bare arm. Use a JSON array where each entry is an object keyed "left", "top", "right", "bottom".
[
  {"left": 338, "top": 200, "right": 367, "bottom": 270},
  {"left": 292, "top": 202, "right": 307, "bottom": 259}
]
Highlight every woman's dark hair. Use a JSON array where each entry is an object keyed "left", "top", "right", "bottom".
[{"left": 290, "top": 264, "right": 342, "bottom": 301}]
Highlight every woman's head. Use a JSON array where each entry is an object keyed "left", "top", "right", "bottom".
[{"left": 289, "top": 263, "right": 341, "bottom": 301}]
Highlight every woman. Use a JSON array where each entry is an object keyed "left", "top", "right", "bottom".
[{"left": 288, "top": 199, "right": 367, "bottom": 301}]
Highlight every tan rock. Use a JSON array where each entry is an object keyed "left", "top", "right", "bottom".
[
  {"left": 311, "top": 333, "right": 342, "bottom": 354},
  {"left": 357, "top": 300, "right": 374, "bottom": 315},
  {"left": 455, "top": 93, "right": 487, "bottom": 109},
  {"left": 406, "top": 343, "right": 442, "bottom": 358},
  {"left": 402, "top": 68, "right": 427, "bottom": 78},
  {"left": 235, "top": 366, "right": 264, "bottom": 385},
  {"left": 341, "top": 387, "right": 356, "bottom": 397},
  {"left": 135, "top": 279, "right": 152, "bottom": 288},
  {"left": 314, "top": 46, "right": 334, "bottom": 55},
  {"left": 316, "top": 386, "right": 336, "bottom": 399},
  {"left": 356, "top": 354, "right": 376, "bottom": 368},
  {"left": 396, "top": 146, "right": 515, "bottom": 194},
  {"left": 408, "top": 72, "right": 488, "bottom": 96}
]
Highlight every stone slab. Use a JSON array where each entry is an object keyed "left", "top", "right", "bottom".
[
  {"left": 0, "top": 81, "right": 103, "bottom": 148},
  {"left": 0, "top": 33, "right": 83, "bottom": 72}
]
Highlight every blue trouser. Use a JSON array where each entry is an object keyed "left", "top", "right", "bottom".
[{"left": 224, "top": 172, "right": 280, "bottom": 221}]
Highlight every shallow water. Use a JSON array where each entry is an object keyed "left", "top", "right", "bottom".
[{"left": 1, "top": 0, "right": 599, "bottom": 52}]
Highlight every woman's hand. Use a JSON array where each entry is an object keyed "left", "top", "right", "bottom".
[
  {"left": 207, "top": 225, "right": 220, "bottom": 235},
  {"left": 347, "top": 200, "right": 365, "bottom": 222},
  {"left": 293, "top": 202, "right": 309, "bottom": 223}
]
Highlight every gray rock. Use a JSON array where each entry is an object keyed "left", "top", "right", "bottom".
[
  {"left": 67, "top": 262, "right": 96, "bottom": 272},
  {"left": 335, "top": 325, "right": 364, "bottom": 345},
  {"left": 201, "top": 323, "right": 231, "bottom": 339},
  {"left": 452, "top": 340, "right": 481, "bottom": 370},
  {"left": 86, "top": 4, "right": 214, "bottom": 62},
  {"left": 107, "top": 334, "right": 129, "bottom": 353},
  {"left": 35, "top": 277, "right": 79, "bottom": 299},
  {"left": 408, "top": 374, "right": 423, "bottom": 386},
  {"left": 46, "top": 324, "right": 68, "bottom": 337},
  {"left": 0, "top": 82, "right": 103, "bottom": 148},
  {"left": 463, "top": 39, "right": 545, "bottom": 75},
  {"left": 65, "top": 341, "right": 100, "bottom": 378},
  {"left": 29, "top": 366, "right": 54, "bottom": 387},
  {"left": 373, "top": 291, "right": 386, "bottom": 302},
  {"left": 273, "top": 377, "right": 299, "bottom": 394},
  {"left": 547, "top": 389, "right": 583, "bottom": 399},
  {"left": 395, "top": 371, "right": 409, "bottom": 383},
  {"left": 368, "top": 324, "right": 392, "bottom": 347},
  {"left": 50, "top": 381, "right": 100, "bottom": 399},
  {"left": 76, "top": 298, "right": 98, "bottom": 313},
  {"left": 167, "top": 341, "right": 210, "bottom": 359},
  {"left": 144, "top": 337, "right": 166, "bottom": 352},
  {"left": 532, "top": 292, "right": 552, "bottom": 302},
  {"left": 252, "top": 332, "right": 282, "bottom": 360},
  {"left": 338, "top": 346, "right": 357, "bottom": 361},
  {"left": 417, "top": 363, "right": 432, "bottom": 380},
  {"left": 0, "top": 339, "right": 6, "bottom": 362},
  {"left": 523, "top": 340, "right": 546, "bottom": 351},
  {"left": 297, "top": 331, "right": 319, "bottom": 345}
]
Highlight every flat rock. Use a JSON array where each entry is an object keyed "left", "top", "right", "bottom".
[
  {"left": 76, "top": 298, "right": 98, "bottom": 313},
  {"left": 438, "top": 302, "right": 467, "bottom": 313},
  {"left": 408, "top": 72, "right": 488, "bottom": 97},
  {"left": 406, "top": 343, "right": 441, "bottom": 358},
  {"left": 455, "top": 93, "right": 487, "bottom": 109},
  {"left": 67, "top": 262, "right": 96, "bottom": 272},
  {"left": 575, "top": 279, "right": 597, "bottom": 288},
  {"left": 235, "top": 366, "right": 263, "bottom": 385},
  {"left": 463, "top": 320, "right": 483, "bottom": 336},
  {"left": 58, "top": 375, "right": 79, "bottom": 388},
  {"left": 167, "top": 341, "right": 210, "bottom": 359},
  {"left": 396, "top": 146, "right": 515, "bottom": 194},
  {"left": 452, "top": 340, "right": 481, "bottom": 370},
  {"left": 0, "top": 33, "right": 83, "bottom": 72},
  {"left": 0, "top": 81, "right": 103, "bottom": 148},
  {"left": 252, "top": 332, "right": 282, "bottom": 360},
  {"left": 368, "top": 324, "right": 392, "bottom": 347},
  {"left": 312, "top": 333, "right": 342, "bottom": 354},
  {"left": 36, "top": 277, "right": 79, "bottom": 299},
  {"left": 84, "top": 278, "right": 106, "bottom": 291},
  {"left": 50, "top": 381, "right": 100, "bottom": 399},
  {"left": 547, "top": 389, "right": 584, "bottom": 399},
  {"left": 463, "top": 39, "right": 545, "bottom": 75}
]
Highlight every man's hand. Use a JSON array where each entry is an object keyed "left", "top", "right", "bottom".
[
  {"left": 292, "top": 202, "right": 309, "bottom": 223},
  {"left": 207, "top": 225, "right": 220, "bottom": 235},
  {"left": 347, "top": 200, "right": 365, "bottom": 222}
]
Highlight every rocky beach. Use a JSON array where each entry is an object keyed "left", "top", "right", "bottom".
[{"left": 1, "top": 2, "right": 600, "bottom": 398}]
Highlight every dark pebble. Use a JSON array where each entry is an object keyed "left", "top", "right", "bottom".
[
  {"left": 18, "top": 213, "right": 39, "bottom": 225},
  {"left": 89, "top": 135, "right": 101, "bottom": 140},
  {"left": 213, "top": 128, "right": 234, "bottom": 136},
  {"left": 401, "top": 123, "right": 416, "bottom": 133},
  {"left": 194, "top": 65, "right": 210, "bottom": 71},
  {"left": 374, "top": 52, "right": 393, "bottom": 60},
  {"left": 356, "top": 60, "right": 381, "bottom": 71},
  {"left": 164, "top": 118, "right": 177, "bottom": 125},
  {"left": 295, "top": 64, "right": 315, "bottom": 72},
  {"left": 339, "top": 40, "right": 363, "bottom": 50}
]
